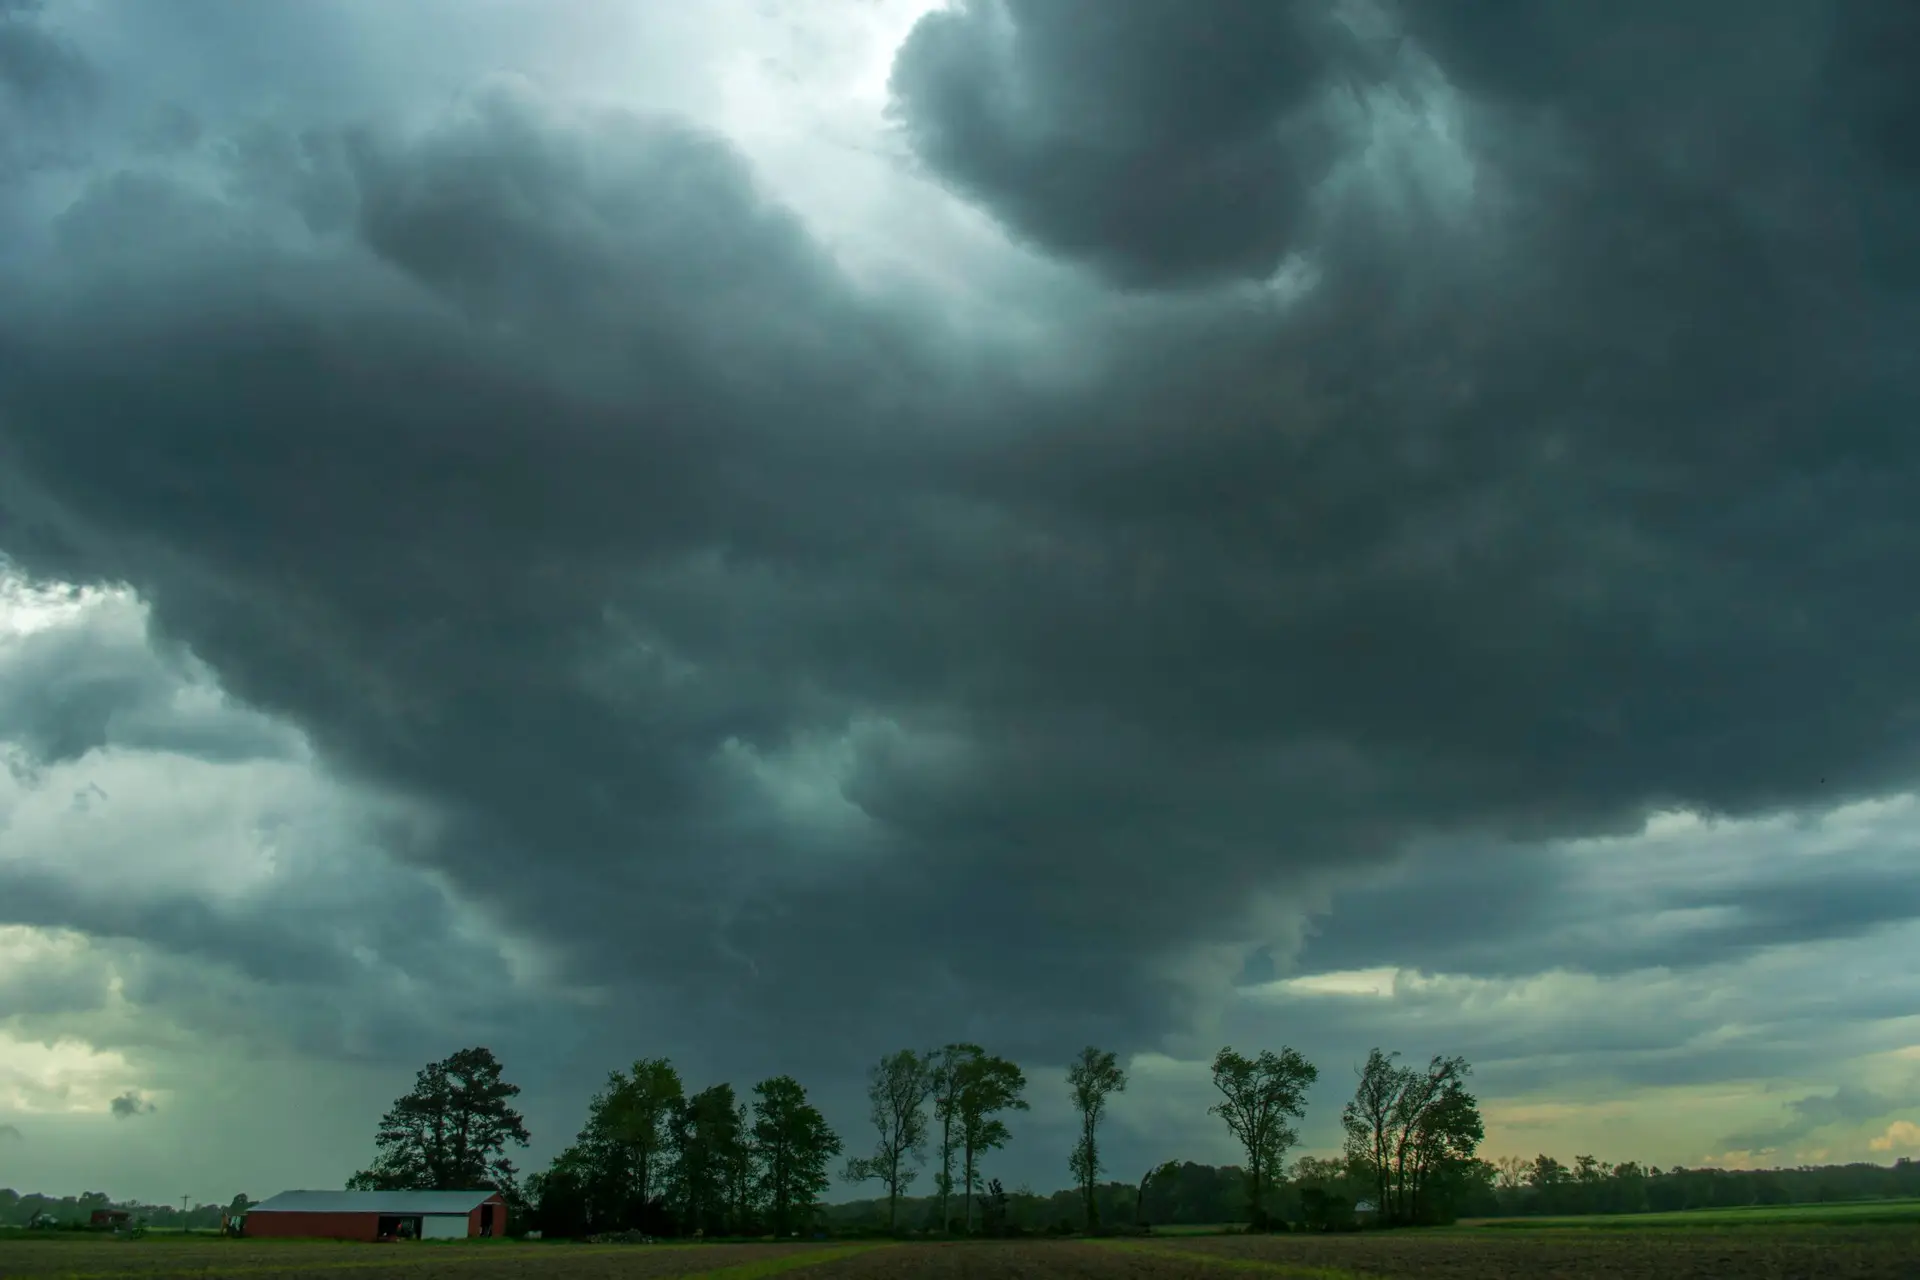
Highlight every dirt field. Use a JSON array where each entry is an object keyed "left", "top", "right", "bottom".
[
  {"left": 0, "top": 1237, "right": 849, "bottom": 1280},
  {"left": 1135, "top": 1226, "right": 1920, "bottom": 1278},
  {"left": 6, "top": 1229, "right": 1919, "bottom": 1280}
]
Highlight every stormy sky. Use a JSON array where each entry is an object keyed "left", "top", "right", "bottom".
[{"left": 2, "top": 0, "right": 1918, "bottom": 1204}]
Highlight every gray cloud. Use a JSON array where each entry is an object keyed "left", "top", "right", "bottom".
[
  {"left": 0, "top": 0, "right": 94, "bottom": 181},
  {"left": 0, "top": 0, "right": 1917, "bottom": 1189},
  {"left": 888, "top": 0, "right": 1355, "bottom": 287},
  {"left": 109, "top": 1089, "right": 154, "bottom": 1119},
  {"left": 1292, "top": 821, "right": 1920, "bottom": 981},
  {"left": 1723, "top": 1085, "right": 1908, "bottom": 1154},
  {"left": 0, "top": 1122, "right": 21, "bottom": 1142},
  {"left": 0, "top": 586, "right": 303, "bottom": 769}
]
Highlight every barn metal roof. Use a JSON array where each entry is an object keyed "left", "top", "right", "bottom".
[{"left": 251, "top": 1190, "right": 499, "bottom": 1215}]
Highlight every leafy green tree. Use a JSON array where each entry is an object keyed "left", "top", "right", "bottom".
[
  {"left": 1389, "top": 1055, "right": 1481, "bottom": 1224},
  {"left": 929, "top": 1043, "right": 977, "bottom": 1232},
  {"left": 348, "top": 1047, "right": 529, "bottom": 1192},
  {"left": 727, "top": 1098, "right": 760, "bottom": 1233},
  {"left": 604, "top": 1058, "right": 683, "bottom": 1221},
  {"left": 1066, "top": 1046, "right": 1127, "bottom": 1232},
  {"left": 528, "top": 1064, "right": 681, "bottom": 1237},
  {"left": 1340, "top": 1048, "right": 1404, "bottom": 1219},
  {"left": 1292, "top": 1155, "right": 1361, "bottom": 1232},
  {"left": 1209, "top": 1045, "right": 1317, "bottom": 1229},
  {"left": 843, "top": 1049, "right": 936, "bottom": 1233},
  {"left": 954, "top": 1049, "right": 1029, "bottom": 1234},
  {"left": 1134, "top": 1160, "right": 1181, "bottom": 1227},
  {"left": 671, "top": 1083, "right": 746, "bottom": 1236},
  {"left": 752, "top": 1075, "right": 842, "bottom": 1237}
]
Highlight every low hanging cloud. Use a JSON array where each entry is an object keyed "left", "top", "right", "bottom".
[{"left": 109, "top": 1090, "right": 154, "bottom": 1119}]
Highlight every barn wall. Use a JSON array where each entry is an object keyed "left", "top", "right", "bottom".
[
  {"left": 246, "top": 1212, "right": 382, "bottom": 1241},
  {"left": 470, "top": 1195, "right": 506, "bottom": 1237}
]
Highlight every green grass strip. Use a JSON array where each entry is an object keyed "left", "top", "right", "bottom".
[
  {"left": 1095, "top": 1239, "right": 1369, "bottom": 1280},
  {"left": 680, "top": 1243, "right": 895, "bottom": 1280}
]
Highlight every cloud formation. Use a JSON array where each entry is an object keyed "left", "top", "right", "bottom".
[
  {"left": 889, "top": 0, "right": 1355, "bottom": 287},
  {"left": 1723, "top": 1085, "right": 1908, "bottom": 1155},
  {"left": 108, "top": 1090, "right": 153, "bottom": 1119},
  {"left": 0, "top": 0, "right": 1918, "bottom": 1196}
]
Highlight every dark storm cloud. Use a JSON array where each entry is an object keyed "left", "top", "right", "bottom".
[
  {"left": 0, "top": 0, "right": 93, "bottom": 181},
  {"left": 108, "top": 1090, "right": 154, "bottom": 1118},
  {"left": 888, "top": 0, "right": 1354, "bottom": 287},
  {"left": 1292, "top": 831, "right": 1920, "bottom": 979},
  {"left": 2, "top": 0, "right": 1920, "bottom": 1096},
  {"left": 0, "top": 0, "right": 89, "bottom": 107}
]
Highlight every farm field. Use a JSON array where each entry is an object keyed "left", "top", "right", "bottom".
[
  {"left": 0, "top": 1237, "right": 862, "bottom": 1280},
  {"left": 1467, "top": 1198, "right": 1920, "bottom": 1229},
  {"left": 6, "top": 1228, "right": 1920, "bottom": 1279}
]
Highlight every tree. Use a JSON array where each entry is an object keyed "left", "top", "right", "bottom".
[
  {"left": 1385, "top": 1055, "right": 1481, "bottom": 1224},
  {"left": 1209, "top": 1045, "right": 1317, "bottom": 1229},
  {"left": 1134, "top": 1160, "right": 1181, "bottom": 1228},
  {"left": 980, "top": 1177, "right": 1011, "bottom": 1236},
  {"left": 1338, "top": 1050, "right": 1484, "bottom": 1225},
  {"left": 348, "top": 1047, "right": 529, "bottom": 1192},
  {"left": 843, "top": 1049, "right": 936, "bottom": 1233},
  {"left": 1341, "top": 1048, "right": 1403, "bottom": 1220},
  {"left": 752, "top": 1075, "right": 841, "bottom": 1237},
  {"left": 604, "top": 1058, "right": 683, "bottom": 1222},
  {"left": 1066, "top": 1046, "right": 1127, "bottom": 1232},
  {"left": 929, "top": 1043, "right": 976, "bottom": 1233},
  {"left": 1292, "top": 1155, "right": 1360, "bottom": 1232},
  {"left": 953, "top": 1049, "right": 1029, "bottom": 1234},
  {"left": 671, "top": 1084, "right": 745, "bottom": 1236},
  {"left": 727, "top": 1098, "right": 760, "bottom": 1234},
  {"left": 529, "top": 1063, "right": 683, "bottom": 1238}
]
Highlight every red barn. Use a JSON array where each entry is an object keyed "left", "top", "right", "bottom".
[{"left": 244, "top": 1190, "right": 505, "bottom": 1241}]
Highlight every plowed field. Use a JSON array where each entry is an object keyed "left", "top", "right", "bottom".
[{"left": 5, "top": 1228, "right": 1916, "bottom": 1279}]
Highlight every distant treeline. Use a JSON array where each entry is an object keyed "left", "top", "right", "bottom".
[
  {"left": 0, "top": 1188, "right": 241, "bottom": 1230},
  {"left": 824, "top": 1154, "right": 1920, "bottom": 1231},
  {"left": 1483, "top": 1154, "right": 1920, "bottom": 1217},
  {"left": 825, "top": 1162, "right": 1261, "bottom": 1234}
]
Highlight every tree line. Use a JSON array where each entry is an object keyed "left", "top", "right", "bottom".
[
  {"left": 1486, "top": 1152, "right": 1920, "bottom": 1217},
  {"left": 0, "top": 1190, "right": 250, "bottom": 1231},
  {"left": 9, "top": 1039, "right": 1916, "bottom": 1234},
  {"left": 329, "top": 1038, "right": 1504, "bottom": 1237}
]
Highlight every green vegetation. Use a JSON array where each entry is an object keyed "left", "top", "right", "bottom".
[
  {"left": 841, "top": 1050, "right": 935, "bottom": 1232},
  {"left": 680, "top": 1242, "right": 894, "bottom": 1280},
  {"left": 1338, "top": 1051, "right": 1482, "bottom": 1226},
  {"left": 1067, "top": 1047, "right": 1128, "bottom": 1233},
  {"left": 344, "top": 1046, "right": 530, "bottom": 1194},
  {"left": 1471, "top": 1197, "right": 1920, "bottom": 1230},
  {"left": 1209, "top": 1046, "right": 1318, "bottom": 1229},
  {"left": 12, "top": 1038, "right": 1917, "bottom": 1246}
]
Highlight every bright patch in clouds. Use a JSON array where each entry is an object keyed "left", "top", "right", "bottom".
[
  {"left": 1279, "top": 967, "right": 1401, "bottom": 998},
  {"left": 1870, "top": 1120, "right": 1920, "bottom": 1153},
  {"left": 0, "top": 1030, "right": 142, "bottom": 1115}
]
